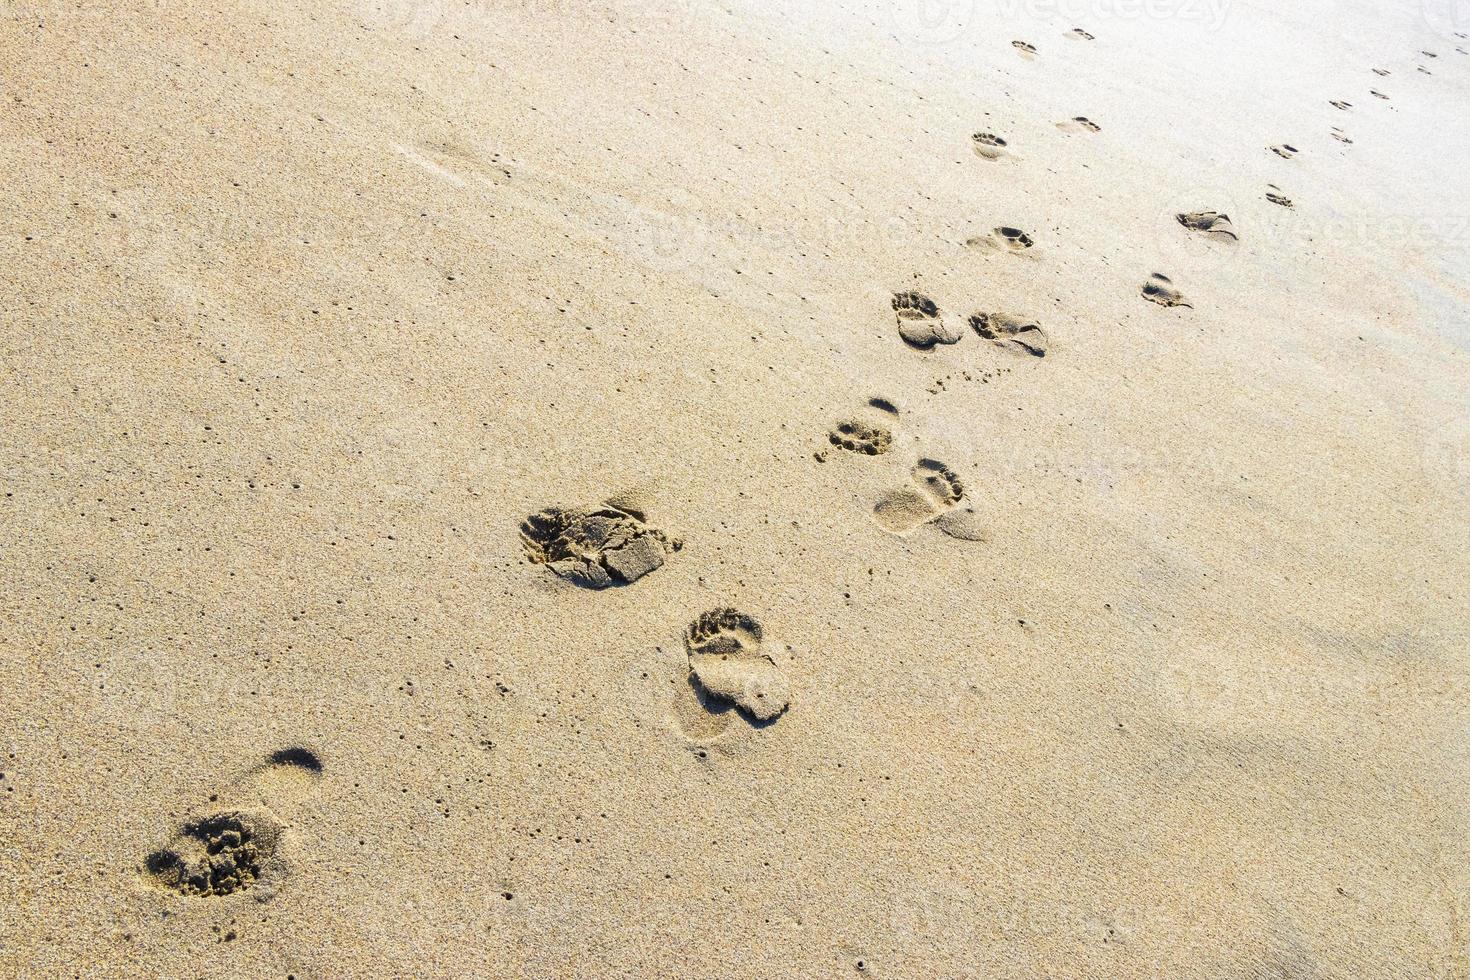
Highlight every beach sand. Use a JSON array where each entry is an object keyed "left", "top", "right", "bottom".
[{"left": 2, "top": 0, "right": 1468, "bottom": 976}]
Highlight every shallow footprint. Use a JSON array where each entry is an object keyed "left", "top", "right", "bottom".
[
  {"left": 1141, "top": 273, "right": 1192, "bottom": 308},
  {"left": 967, "top": 225, "right": 1035, "bottom": 255},
  {"left": 970, "top": 312, "right": 1049, "bottom": 357},
  {"left": 684, "top": 609, "right": 790, "bottom": 723},
  {"left": 1370, "top": 89, "right": 1390, "bottom": 100},
  {"left": 972, "top": 132, "right": 1009, "bottom": 161},
  {"left": 893, "top": 291, "right": 963, "bottom": 349},
  {"left": 1266, "top": 186, "right": 1295, "bottom": 208},
  {"left": 1330, "top": 99, "right": 1353, "bottom": 110},
  {"left": 1331, "top": 128, "right": 1353, "bottom": 144},
  {"left": 1176, "top": 211, "right": 1238, "bottom": 241},
  {"left": 874, "top": 459, "right": 964, "bottom": 534},
  {"left": 1064, "top": 27, "right": 1095, "bottom": 40},
  {"left": 1269, "top": 144, "right": 1298, "bottom": 159},
  {"left": 1057, "top": 116, "right": 1101, "bottom": 134},
  {"left": 1012, "top": 40, "right": 1038, "bottom": 60},
  {"left": 521, "top": 505, "right": 679, "bottom": 589}
]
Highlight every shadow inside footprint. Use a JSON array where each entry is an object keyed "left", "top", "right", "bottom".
[
  {"left": 1141, "top": 273, "right": 1192, "bottom": 308},
  {"left": 1176, "top": 211, "right": 1238, "bottom": 241},
  {"left": 970, "top": 312, "right": 1049, "bottom": 357},
  {"left": 684, "top": 609, "right": 790, "bottom": 724},
  {"left": 972, "top": 132, "right": 1009, "bottom": 161}
]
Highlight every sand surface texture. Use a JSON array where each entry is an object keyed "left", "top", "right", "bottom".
[{"left": 2, "top": 0, "right": 1469, "bottom": 977}]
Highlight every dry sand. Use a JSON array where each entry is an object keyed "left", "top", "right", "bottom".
[{"left": 2, "top": 0, "right": 1469, "bottom": 976}]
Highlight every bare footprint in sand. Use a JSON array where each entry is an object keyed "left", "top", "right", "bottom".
[
  {"left": 1269, "top": 144, "right": 1298, "bottom": 159},
  {"left": 970, "top": 312, "right": 1049, "bottom": 357},
  {"left": 1176, "top": 211, "right": 1238, "bottom": 241},
  {"left": 684, "top": 609, "right": 790, "bottom": 723},
  {"left": 874, "top": 459, "right": 962, "bottom": 533},
  {"left": 1370, "top": 89, "right": 1390, "bottom": 100},
  {"left": 520, "top": 505, "right": 679, "bottom": 589},
  {"left": 142, "top": 748, "right": 323, "bottom": 901},
  {"left": 1331, "top": 128, "right": 1353, "bottom": 144},
  {"left": 1266, "top": 186, "right": 1294, "bottom": 208},
  {"left": 893, "top": 291, "right": 963, "bottom": 349},
  {"left": 1057, "top": 116, "right": 1101, "bottom": 134},
  {"left": 1141, "top": 273, "right": 1192, "bottom": 308},
  {"left": 829, "top": 418, "right": 892, "bottom": 455},
  {"left": 1012, "top": 40, "right": 1038, "bottom": 59},
  {"left": 967, "top": 226, "right": 1036, "bottom": 255},
  {"left": 1064, "top": 28, "right": 1095, "bottom": 40},
  {"left": 1372, "top": 67, "right": 1390, "bottom": 76},
  {"left": 1330, "top": 100, "right": 1353, "bottom": 110},
  {"left": 972, "top": 132, "right": 1009, "bottom": 161}
]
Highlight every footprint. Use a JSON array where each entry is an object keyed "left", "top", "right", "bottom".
[
  {"left": 1330, "top": 100, "right": 1353, "bottom": 110},
  {"left": 1176, "top": 211, "right": 1238, "bottom": 241},
  {"left": 969, "top": 312, "right": 1049, "bottom": 357},
  {"left": 1269, "top": 144, "right": 1298, "bottom": 159},
  {"left": 1370, "top": 89, "right": 1390, "bottom": 100},
  {"left": 520, "top": 505, "right": 680, "bottom": 589},
  {"left": 1330, "top": 128, "right": 1353, "bottom": 144},
  {"left": 1056, "top": 116, "right": 1101, "bottom": 134},
  {"left": 1012, "top": 40, "right": 1038, "bottom": 60},
  {"left": 684, "top": 609, "right": 790, "bottom": 724},
  {"left": 146, "top": 811, "right": 284, "bottom": 899},
  {"left": 1372, "top": 67, "right": 1390, "bottom": 76},
  {"left": 1417, "top": 66, "right": 1433, "bottom": 75},
  {"left": 1140, "top": 273, "right": 1192, "bottom": 309},
  {"left": 893, "top": 291, "right": 963, "bottom": 349},
  {"left": 1064, "top": 28, "right": 1095, "bottom": 40},
  {"left": 1266, "top": 187, "right": 1294, "bottom": 209},
  {"left": 972, "top": 132, "right": 1009, "bottom": 161},
  {"left": 142, "top": 747, "right": 322, "bottom": 901},
  {"left": 874, "top": 459, "right": 964, "bottom": 534},
  {"left": 829, "top": 419, "right": 892, "bottom": 455},
  {"left": 967, "top": 225, "right": 1035, "bottom": 254}
]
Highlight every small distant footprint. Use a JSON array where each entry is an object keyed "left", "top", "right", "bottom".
[
  {"left": 1266, "top": 187, "right": 1294, "bottom": 208},
  {"left": 1140, "top": 273, "right": 1192, "bottom": 309},
  {"left": 970, "top": 312, "right": 1049, "bottom": 357},
  {"left": 1269, "top": 144, "right": 1298, "bottom": 159},
  {"left": 143, "top": 748, "right": 323, "bottom": 901},
  {"left": 1331, "top": 128, "right": 1353, "bottom": 144},
  {"left": 1056, "top": 116, "right": 1101, "bottom": 134},
  {"left": 1176, "top": 211, "right": 1238, "bottom": 241},
  {"left": 968, "top": 225, "right": 1035, "bottom": 254},
  {"left": 520, "top": 505, "right": 679, "bottom": 589},
  {"left": 1330, "top": 100, "right": 1353, "bottom": 110},
  {"left": 1370, "top": 89, "right": 1390, "bottom": 100},
  {"left": 1012, "top": 40, "right": 1038, "bottom": 60},
  {"left": 1372, "top": 67, "right": 1391, "bottom": 76},
  {"left": 893, "top": 291, "right": 963, "bottom": 349},
  {"left": 1064, "top": 28, "right": 1095, "bottom": 40},
  {"left": 1417, "top": 66, "right": 1433, "bottom": 75},
  {"left": 684, "top": 609, "right": 790, "bottom": 723},
  {"left": 972, "top": 132, "right": 1009, "bottom": 161}
]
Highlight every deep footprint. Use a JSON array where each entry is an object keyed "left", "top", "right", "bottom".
[
  {"left": 1141, "top": 273, "right": 1192, "bottom": 308},
  {"left": 893, "top": 291, "right": 963, "bottom": 349},
  {"left": 1176, "top": 211, "right": 1238, "bottom": 240},
  {"left": 684, "top": 609, "right": 790, "bottom": 723},
  {"left": 145, "top": 810, "right": 282, "bottom": 899},
  {"left": 521, "top": 506, "right": 679, "bottom": 588},
  {"left": 970, "top": 312, "right": 1049, "bottom": 357}
]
